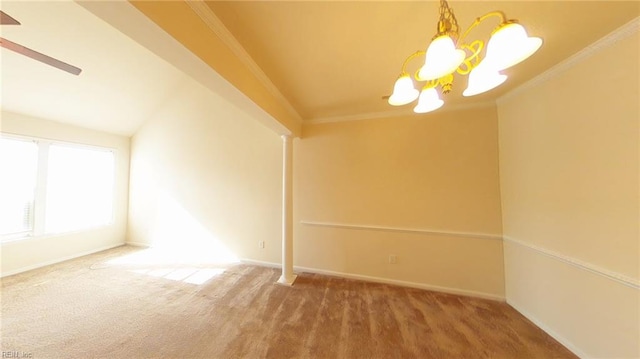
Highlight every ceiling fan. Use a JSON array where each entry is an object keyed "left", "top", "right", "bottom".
[{"left": 0, "top": 10, "right": 82, "bottom": 75}]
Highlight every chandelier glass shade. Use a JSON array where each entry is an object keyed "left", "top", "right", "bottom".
[
  {"left": 417, "top": 35, "right": 466, "bottom": 81},
  {"left": 463, "top": 63, "right": 507, "bottom": 97},
  {"left": 414, "top": 87, "right": 444, "bottom": 113},
  {"left": 482, "top": 23, "right": 543, "bottom": 71},
  {"left": 388, "top": 0, "right": 542, "bottom": 113},
  {"left": 388, "top": 74, "right": 420, "bottom": 106}
]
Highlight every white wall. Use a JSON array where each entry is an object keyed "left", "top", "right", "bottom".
[
  {"left": 498, "top": 23, "right": 639, "bottom": 358},
  {"left": 0, "top": 111, "right": 130, "bottom": 276},
  {"left": 127, "top": 76, "right": 283, "bottom": 263}
]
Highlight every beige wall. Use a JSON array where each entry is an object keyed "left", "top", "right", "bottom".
[
  {"left": 128, "top": 76, "right": 283, "bottom": 263},
  {"left": 0, "top": 111, "right": 130, "bottom": 275},
  {"left": 498, "top": 28, "right": 639, "bottom": 358},
  {"left": 294, "top": 106, "right": 505, "bottom": 298}
]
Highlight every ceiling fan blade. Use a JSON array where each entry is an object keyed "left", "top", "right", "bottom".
[
  {"left": 0, "top": 37, "right": 82, "bottom": 75},
  {"left": 0, "top": 11, "right": 20, "bottom": 25}
]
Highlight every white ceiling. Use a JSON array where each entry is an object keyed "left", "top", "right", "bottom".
[{"left": 0, "top": 1, "right": 186, "bottom": 136}]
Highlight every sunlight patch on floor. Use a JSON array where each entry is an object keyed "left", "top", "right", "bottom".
[
  {"left": 106, "top": 245, "right": 238, "bottom": 268},
  {"left": 102, "top": 192, "right": 241, "bottom": 285},
  {"left": 130, "top": 267, "right": 225, "bottom": 285},
  {"left": 103, "top": 246, "right": 235, "bottom": 285}
]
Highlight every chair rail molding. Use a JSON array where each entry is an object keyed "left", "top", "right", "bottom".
[
  {"left": 504, "top": 236, "right": 639, "bottom": 289},
  {"left": 300, "top": 220, "right": 640, "bottom": 289},
  {"left": 299, "top": 220, "right": 502, "bottom": 241}
]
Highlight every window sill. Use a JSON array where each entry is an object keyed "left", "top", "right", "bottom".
[{"left": 1, "top": 224, "right": 113, "bottom": 245}]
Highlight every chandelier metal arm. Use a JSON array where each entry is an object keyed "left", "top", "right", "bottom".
[
  {"left": 457, "top": 11, "right": 508, "bottom": 47},
  {"left": 419, "top": 78, "right": 439, "bottom": 90},
  {"left": 397, "top": 11, "right": 511, "bottom": 81},
  {"left": 457, "top": 40, "right": 484, "bottom": 75},
  {"left": 399, "top": 50, "right": 426, "bottom": 75}
]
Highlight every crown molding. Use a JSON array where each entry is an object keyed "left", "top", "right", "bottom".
[
  {"left": 305, "top": 108, "right": 414, "bottom": 125},
  {"left": 305, "top": 101, "right": 496, "bottom": 125},
  {"left": 185, "top": 1, "right": 302, "bottom": 123},
  {"left": 499, "top": 16, "right": 640, "bottom": 104}
]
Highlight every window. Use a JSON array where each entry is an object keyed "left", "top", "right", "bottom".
[
  {"left": 45, "top": 144, "right": 115, "bottom": 234},
  {"left": 0, "top": 135, "right": 115, "bottom": 240},
  {"left": 0, "top": 138, "right": 38, "bottom": 237}
]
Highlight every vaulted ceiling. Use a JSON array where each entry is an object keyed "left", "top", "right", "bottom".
[
  {"left": 0, "top": 1, "right": 187, "bottom": 136},
  {"left": 205, "top": 1, "right": 639, "bottom": 121},
  {"left": 1, "top": 1, "right": 638, "bottom": 136}
]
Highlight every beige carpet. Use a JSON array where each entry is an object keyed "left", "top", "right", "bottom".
[{"left": 1, "top": 245, "right": 576, "bottom": 358}]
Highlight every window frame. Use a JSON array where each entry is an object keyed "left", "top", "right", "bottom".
[{"left": 0, "top": 133, "right": 118, "bottom": 243}]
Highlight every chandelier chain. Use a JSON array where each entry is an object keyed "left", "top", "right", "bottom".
[{"left": 437, "top": 0, "right": 460, "bottom": 40}]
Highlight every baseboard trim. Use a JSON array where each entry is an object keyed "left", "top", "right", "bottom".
[
  {"left": 504, "top": 237, "right": 639, "bottom": 289},
  {"left": 241, "top": 258, "right": 281, "bottom": 269},
  {"left": 240, "top": 258, "right": 504, "bottom": 301},
  {"left": 300, "top": 220, "right": 502, "bottom": 241},
  {"left": 507, "top": 299, "right": 589, "bottom": 359},
  {"left": 1, "top": 242, "right": 125, "bottom": 278},
  {"left": 124, "top": 241, "right": 151, "bottom": 248}
]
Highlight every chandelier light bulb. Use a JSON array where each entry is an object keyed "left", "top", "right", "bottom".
[
  {"left": 413, "top": 87, "right": 444, "bottom": 113},
  {"left": 417, "top": 35, "right": 466, "bottom": 81},
  {"left": 482, "top": 22, "right": 543, "bottom": 71},
  {"left": 388, "top": 75, "right": 420, "bottom": 106},
  {"left": 463, "top": 63, "right": 508, "bottom": 97}
]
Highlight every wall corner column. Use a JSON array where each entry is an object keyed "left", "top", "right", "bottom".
[{"left": 277, "top": 134, "right": 297, "bottom": 286}]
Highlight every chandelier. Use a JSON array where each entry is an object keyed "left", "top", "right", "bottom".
[{"left": 388, "top": 0, "right": 542, "bottom": 113}]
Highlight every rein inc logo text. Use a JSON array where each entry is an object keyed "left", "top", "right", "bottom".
[{"left": 2, "top": 351, "right": 32, "bottom": 359}]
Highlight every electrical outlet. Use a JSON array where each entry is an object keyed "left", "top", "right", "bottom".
[
  {"left": 389, "top": 255, "right": 397, "bottom": 264},
  {"left": 259, "top": 240, "right": 265, "bottom": 249}
]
